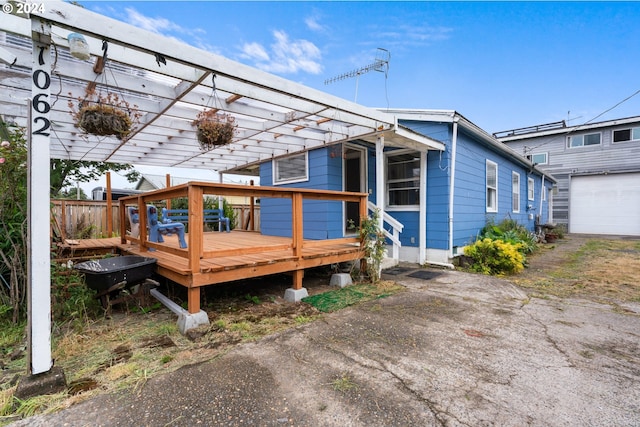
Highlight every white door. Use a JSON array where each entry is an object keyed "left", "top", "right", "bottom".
[
  {"left": 343, "top": 145, "right": 366, "bottom": 235},
  {"left": 569, "top": 173, "right": 640, "bottom": 236}
]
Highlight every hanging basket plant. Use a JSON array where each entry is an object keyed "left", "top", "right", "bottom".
[
  {"left": 192, "top": 109, "right": 236, "bottom": 150},
  {"left": 69, "top": 89, "right": 141, "bottom": 141}
]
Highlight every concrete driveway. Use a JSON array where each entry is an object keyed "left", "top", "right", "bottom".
[{"left": 12, "top": 268, "right": 640, "bottom": 426}]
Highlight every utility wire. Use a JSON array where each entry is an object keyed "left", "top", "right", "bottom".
[{"left": 523, "top": 88, "right": 640, "bottom": 154}]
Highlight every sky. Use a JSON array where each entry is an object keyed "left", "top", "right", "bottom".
[{"left": 75, "top": 0, "right": 640, "bottom": 193}]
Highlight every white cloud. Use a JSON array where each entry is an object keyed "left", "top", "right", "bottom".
[
  {"left": 241, "top": 42, "right": 271, "bottom": 62},
  {"left": 305, "top": 15, "right": 325, "bottom": 32},
  {"left": 251, "top": 30, "right": 322, "bottom": 75}
]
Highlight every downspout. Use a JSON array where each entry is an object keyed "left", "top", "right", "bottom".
[
  {"left": 418, "top": 151, "right": 427, "bottom": 264},
  {"left": 448, "top": 117, "right": 459, "bottom": 263},
  {"left": 539, "top": 174, "right": 545, "bottom": 223}
]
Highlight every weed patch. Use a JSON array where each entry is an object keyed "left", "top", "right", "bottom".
[{"left": 303, "top": 281, "right": 404, "bottom": 312}]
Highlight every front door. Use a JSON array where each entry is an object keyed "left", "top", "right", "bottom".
[{"left": 344, "top": 145, "right": 366, "bottom": 235}]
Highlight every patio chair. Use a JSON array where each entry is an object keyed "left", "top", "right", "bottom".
[
  {"left": 127, "top": 207, "right": 140, "bottom": 238},
  {"left": 147, "top": 205, "right": 187, "bottom": 249}
]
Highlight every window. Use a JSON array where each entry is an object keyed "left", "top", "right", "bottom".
[
  {"left": 386, "top": 151, "right": 420, "bottom": 206},
  {"left": 512, "top": 172, "right": 520, "bottom": 213},
  {"left": 528, "top": 177, "right": 535, "bottom": 201},
  {"left": 529, "top": 152, "right": 548, "bottom": 165},
  {"left": 613, "top": 127, "right": 640, "bottom": 143},
  {"left": 567, "top": 132, "right": 601, "bottom": 148},
  {"left": 273, "top": 152, "right": 308, "bottom": 184},
  {"left": 486, "top": 160, "right": 497, "bottom": 212}
]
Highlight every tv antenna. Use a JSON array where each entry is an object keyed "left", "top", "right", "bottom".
[{"left": 324, "top": 48, "right": 390, "bottom": 103}]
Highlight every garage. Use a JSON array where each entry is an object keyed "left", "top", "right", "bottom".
[{"left": 569, "top": 173, "right": 640, "bottom": 236}]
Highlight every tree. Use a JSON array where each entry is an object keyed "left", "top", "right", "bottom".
[
  {"left": 59, "top": 186, "right": 89, "bottom": 200},
  {"left": 50, "top": 160, "right": 140, "bottom": 198}
]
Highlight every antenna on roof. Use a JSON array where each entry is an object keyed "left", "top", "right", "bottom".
[{"left": 324, "top": 48, "right": 390, "bottom": 103}]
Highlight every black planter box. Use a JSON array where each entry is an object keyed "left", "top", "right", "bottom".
[{"left": 75, "top": 256, "right": 157, "bottom": 292}]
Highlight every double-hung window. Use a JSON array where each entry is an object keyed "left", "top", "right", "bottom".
[
  {"left": 273, "top": 152, "right": 308, "bottom": 184},
  {"left": 486, "top": 160, "right": 497, "bottom": 212},
  {"left": 387, "top": 151, "right": 420, "bottom": 207},
  {"left": 567, "top": 133, "right": 601, "bottom": 148},
  {"left": 512, "top": 172, "right": 520, "bottom": 213},
  {"left": 528, "top": 177, "right": 535, "bottom": 201}
]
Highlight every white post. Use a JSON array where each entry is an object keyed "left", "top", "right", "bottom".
[
  {"left": 28, "top": 18, "right": 52, "bottom": 375},
  {"left": 375, "top": 135, "right": 385, "bottom": 233},
  {"left": 418, "top": 151, "right": 427, "bottom": 264}
]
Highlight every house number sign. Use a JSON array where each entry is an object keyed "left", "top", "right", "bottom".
[{"left": 32, "top": 46, "right": 51, "bottom": 137}]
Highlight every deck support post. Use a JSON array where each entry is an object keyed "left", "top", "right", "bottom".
[{"left": 187, "top": 287, "right": 200, "bottom": 314}]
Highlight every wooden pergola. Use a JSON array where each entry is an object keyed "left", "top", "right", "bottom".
[{"left": 0, "top": 1, "right": 443, "bottom": 375}]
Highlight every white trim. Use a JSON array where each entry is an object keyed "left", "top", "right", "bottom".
[
  {"left": 385, "top": 148, "right": 421, "bottom": 208},
  {"left": 342, "top": 143, "right": 367, "bottom": 236},
  {"left": 512, "top": 171, "right": 521, "bottom": 213},
  {"left": 567, "top": 131, "right": 602, "bottom": 148},
  {"left": 612, "top": 126, "right": 640, "bottom": 144},
  {"left": 449, "top": 119, "right": 459, "bottom": 259},
  {"left": 272, "top": 152, "right": 308, "bottom": 185},
  {"left": 418, "top": 151, "right": 427, "bottom": 264},
  {"left": 528, "top": 177, "right": 535, "bottom": 201},
  {"left": 486, "top": 160, "right": 498, "bottom": 213}
]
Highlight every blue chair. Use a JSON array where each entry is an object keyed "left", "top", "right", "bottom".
[{"left": 147, "top": 205, "right": 187, "bottom": 249}]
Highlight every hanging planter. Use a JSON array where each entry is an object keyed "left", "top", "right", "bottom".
[
  {"left": 69, "top": 89, "right": 141, "bottom": 140},
  {"left": 192, "top": 109, "right": 236, "bottom": 150}
]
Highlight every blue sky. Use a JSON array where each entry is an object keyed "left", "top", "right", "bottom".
[
  {"left": 86, "top": 1, "right": 640, "bottom": 133},
  {"left": 77, "top": 1, "right": 640, "bottom": 191}
]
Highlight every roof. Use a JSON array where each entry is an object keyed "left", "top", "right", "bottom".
[
  {"left": 0, "top": 2, "right": 444, "bottom": 177},
  {"left": 496, "top": 115, "right": 640, "bottom": 142},
  {"left": 381, "top": 109, "right": 557, "bottom": 183},
  {"left": 135, "top": 174, "right": 218, "bottom": 191}
]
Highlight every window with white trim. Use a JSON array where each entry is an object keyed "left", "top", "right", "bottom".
[
  {"left": 528, "top": 177, "right": 535, "bottom": 201},
  {"left": 512, "top": 172, "right": 520, "bottom": 213},
  {"left": 613, "top": 127, "right": 640, "bottom": 143},
  {"left": 567, "top": 132, "right": 601, "bottom": 148},
  {"left": 273, "top": 152, "right": 308, "bottom": 184},
  {"left": 386, "top": 151, "right": 420, "bottom": 206},
  {"left": 486, "top": 160, "right": 497, "bottom": 212},
  {"left": 528, "top": 152, "right": 548, "bottom": 165}
]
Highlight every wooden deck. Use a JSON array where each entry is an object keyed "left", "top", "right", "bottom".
[
  {"left": 60, "top": 231, "right": 363, "bottom": 313},
  {"left": 117, "top": 230, "right": 362, "bottom": 287},
  {"left": 62, "top": 182, "right": 370, "bottom": 314}
]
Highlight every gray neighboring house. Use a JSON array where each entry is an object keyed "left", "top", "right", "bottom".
[{"left": 496, "top": 116, "right": 640, "bottom": 236}]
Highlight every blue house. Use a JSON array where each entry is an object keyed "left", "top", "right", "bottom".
[{"left": 258, "top": 110, "right": 555, "bottom": 267}]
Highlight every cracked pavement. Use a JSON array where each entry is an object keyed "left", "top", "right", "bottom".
[{"left": 12, "top": 269, "right": 640, "bottom": 426}]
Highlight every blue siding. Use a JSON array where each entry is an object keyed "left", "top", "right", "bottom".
[
  {"left": 257, "top": 118, "right": 553, "bottom": 259},
  {"left": 259, "top": 147, "right": 344, "bottom": 239}
]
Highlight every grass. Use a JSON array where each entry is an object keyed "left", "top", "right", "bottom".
[
  {"left": 302, "top": 281, "right": 404, "bottom": 312},
  {"left": 512, "top": 238, "right": 640, "bottom": 302}
]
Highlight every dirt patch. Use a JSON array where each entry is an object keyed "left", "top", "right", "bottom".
[{"left": 512, "top": 235, "right": 640, "bottom": 303}]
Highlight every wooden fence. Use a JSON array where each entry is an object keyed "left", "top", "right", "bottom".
[{"left": 51, "top": 199, "right": 260, "bottom": 240}]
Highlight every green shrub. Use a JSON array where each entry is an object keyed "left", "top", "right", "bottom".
[
  {"left": 464, "top": 238, "right": 525, "bottom": 275},
  {"left": 478, "top": 218, "right": 537, "bottom": 254}
]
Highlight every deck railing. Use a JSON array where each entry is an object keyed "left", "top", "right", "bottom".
[
  {"left": 51, "top": 199, "right": 260, "bottom": 240},
  {"left": 117, "top": 182, "right": 368, "bottom": 273}
]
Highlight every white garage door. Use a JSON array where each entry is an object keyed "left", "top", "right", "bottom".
[{"left": 570, "top": 173, "right": 640, "bottom": 236}]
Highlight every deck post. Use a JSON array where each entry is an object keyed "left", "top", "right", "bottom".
[
  {"left": 106, "top": 172, "right": 113, "bottom": 237},
  {"left": 119, "top": 201, "right": 126, "bottom": 244},
  {"left": 284, "top": 192, "right": 308, "bottom": 302},
  {"left": 187, "top": 287, "right": 200, "bottom": 314},
  {"left": 360, "top": 194, "right": 368, "bottom": 274},
  {"left": 138, "top": 196, "right": 148, "bottom": 252},
  {"left": 187, "top": 184, "right": 204, "bottom": 270}
]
